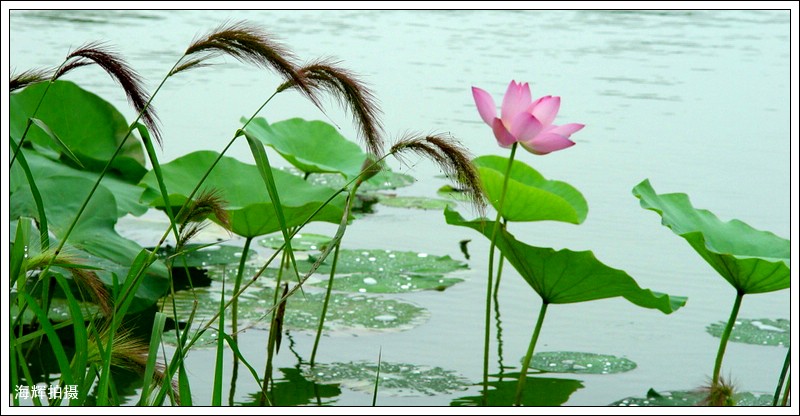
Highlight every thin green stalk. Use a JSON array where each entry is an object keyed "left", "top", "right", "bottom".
[
  {"left": 228, "top": 236, "right": 252, "bottom": 403},
  {"left": 712, "top": 291, "right": 744, "bottom": 386},
  {"left": 515, "top": 301, "right": 548, "bottom": 406},
  {"left": 780, "top": 377, "right": 790, "bottom": 406},
  {"left": 773, "top": 347, "right": 790, "bottom": 406},
  {"left": 212, "top": 275, "right": 226, "bottom": 406},
  {"left": 10, "top": 65, "right": 63, "bottom": 167},
  {"left": 482, "top": 142, "right": 518, "bottom": 404},
  {"left": 310, "top": 186, "right": 359, "bottom": 366},
  {"left": 492, "top": 218, "right": 508, "bottom": 300}
]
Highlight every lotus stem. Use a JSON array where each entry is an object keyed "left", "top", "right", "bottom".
[
  {"left": 712, "top": 291, "right": 744, "bottom": 386},
  {"left": 515, "top": 301, "right": 548, "bottom": 406},
  {"left": 483, "top": 142, "right": 517, "bottom": 404},
  {"left": 492, "top": 218, "right": 508, "bottom": 300}
]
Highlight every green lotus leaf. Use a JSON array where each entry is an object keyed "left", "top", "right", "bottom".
[
  {"left": 451, "top": 373, "right": 583, "bottom": 406},
  {"left": 259, "top": 233, "right": 332, "bottom": 251},
  {"left": 445, "top": 207, "right": 686, "bottom": 313},
  {"left": 10, "top": 176, "right": 169, "bottom": 313},
  {"left": 611, "top": 388, "right": 774, "bottom": 406},
  {"left": 10, "top": 80, "right": 147, "bottom": 182},
  {"left": 303, "top": 249, "right": 467, "bottom": 293},
  {"left": 157, "top": 244, "right": 256, "bottom": 268},
  {"left": 161, "top": 268, "right": 429, "bottom": 346},
  {"left": 706, "top": 318, "right": 790, "bottom": 347},
  {"left": 377, "top": 195, "right": 456, "bottom": 210},
  {"left": 474, "top": 155, "right": 588, "bottom": 224},
  {"left": 11, "top": 148, "right": 147, "bottom": 217},
  {"left": 633, "top": 179, "right": 790, "bottom": 294},
  {"left": 308, "top": 362, "right": 470, "bottom": 396},
  {"left": 527, "top": 351, "right": 637, "bottom": 374},
  {"left": 244, "top": 117, "right": 366, "bottom": 178},
  {"left": 138, "top": 150, "right": 347, "bottom": 238}
]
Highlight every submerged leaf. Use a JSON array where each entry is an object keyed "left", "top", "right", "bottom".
[
  {"left": 611, "top": 389, "right": 774, "bottom": 406},
  {"left": 633, "top": 179, "right": 789, "bottom": 294},
  {"left": 445, "top": 207, "right": 686, "bottom": 313},
  {"left": 157, "top": 244, "right": 256, "bottom": 268},
  {"left": 377, "top": 195, "right": 456, "bottom": 210},
  {"left": 527, "top": 351, "right": 637, "bottom": 374},
  {"left": 303, "top": 249, "right": 467, "bottom": 293},
  {"left": 308, "top": 362, "right": 470, "bottom": 396},
  {"left": 474, "top": 155, "right": 587, "bottom": 224},
  {"left": 259, "top": 233, "right": 332, "bottom": 251},
  {"left": 706, "top": 318, "right": 790, "bottom": 347}
]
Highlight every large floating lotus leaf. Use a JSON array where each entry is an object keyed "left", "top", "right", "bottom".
[
  {"left": 528, "top": 351, "right": 637, "bottom": 374},
  {"left": 161, "top": 271, "right": 428, "bottom": 346},
  {"left": 10, "top": 292, "right": 103, "bottom": 325},
  {"left": 10, "top": 80, "right": 147, "bottom": 182},
  {"left": 290, "top": 166, "right": 416, "bottom": 192},
  {"left": 451, "top": 373, "right": 583, "bottom": 406},
  {"left": 138, "top": 150, "right": 347, "bottom": 238},
  {"left": 157, "top": 244, "right": 256, "bottom": 268},
  {"left": 308, "top": 362, "right": 470, "bottom": 397},
  {"left": 445, "top": 207, "right": 686, "bottom": 313},
  {"left": 377, "top": 195, "right": 456, "bottom": 210},
  {"left": 611, "top": 388, "right": 774, "bottom": 406},
  {"left": 10, "top": 176, "right": 169, "bottom": 313},
  {"left": 303, "top": 249, "right": 467, "bottom": 293},
  {"left": 474, "top": 155, "right": 588, "bottom": 224},
  {"left": 259, "top": 233, "right": 332, "bottom": 252},
  {"left": 633, "top": 179, "right": 790, "bottom": 294},
  {"left": 240, "top": 367, "right": 341, "bottom": 406},
  {"left": 244, "top": 117, "right": 366, "bottom": 178},
  {"left": 11, "top": 148, "right": 148, "bottom": 217},
  {"left": 706, "top": 318, "right": 790, "bottom": 347}
]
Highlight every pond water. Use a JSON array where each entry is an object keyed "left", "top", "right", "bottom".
[{"left": 8, "top": 9, "right": 792, "bottom": 406}]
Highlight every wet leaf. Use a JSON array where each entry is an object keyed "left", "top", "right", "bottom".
[
  {"left": 304, "top": 249, "right": 467, "bottom": 293},
  {"left": 161, "top": 268, "right": 429, "bottom": 346},
  {"left": 611, "top": 388, "right": 774, "bottom": 406},
  {"left": 308, "top": 362, "right": 469, "bottom": 396},
  {"left": 706, "top": 318, "right": 790, "bottom": 347},
  {"left": 259, "top": 233, "right": 332, "bottom": 251},
  {"left": 157, "top": 244, "right": 256, "bottom": 267},
  {"left": 377, "top": 195, "right": 455, "bottom": 210},
  {"left": 528, "top": 351, "right": 637, "bottom": 374},
  {"left": 305, "top": 170, "right": 416, "bottom": 192},
  {"left": 451, "top": 373, "right": 583, "bottom": 406}
]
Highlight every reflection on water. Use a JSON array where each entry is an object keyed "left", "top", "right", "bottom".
[
  {"left": 451, "top": 373, "right": 584, "bottom": 407},
  {"left": 8, "top": 9, "right": 791, "bottom": 406}
]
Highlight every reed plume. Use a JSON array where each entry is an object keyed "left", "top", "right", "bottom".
[
  {"left": 175, "top": 21, "right": 316, "bottom": 105},
  {"left": 391, "top": 133, "right": 486, "bottom": 214},
  {"left": 26, "top": 250, "right": 112, "bottom": 316},
  {"left": 175, "top": 188, "right": 231, "bottom": 251},
  {"left": 10, "top": 68, "right": 53, "bottom": 92},
  {"left": 284, "top": 59, "right": 384, "bottom": 157},
  {"left": 87, "top": 326, "right": 180, "bottom": 404},
  {"left": 53, "top": 42, "right": 162, "bottom": 145}
]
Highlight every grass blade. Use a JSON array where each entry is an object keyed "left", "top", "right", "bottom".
[
  {"left": 20, "top": 292, "right": 75, "bottom": 387},
  {"left": 29, "top": 117, "right": 85, "bottom": 168},
  {"left": 10, "top": 141, "right": 49, "bottom": 251},
  {"left": 372, "top": 347, "right": 382, "bottom": 406},
  {"left": 212, "top": 276, "right": 226, "bottom": 406},
  {"left": 222, "top": 333, "right": 270, "bottom": 405},
  {"left": 139, "top": 312, "right": 167, "bottom": 405}
]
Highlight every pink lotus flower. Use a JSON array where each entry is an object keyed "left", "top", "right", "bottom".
[{"left": 472, "top": 80, "right": 584, "bottom": 154}]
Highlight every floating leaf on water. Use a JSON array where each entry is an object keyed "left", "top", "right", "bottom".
[
  {"left": 157, "top": 244, "right": 256, "bottom": 267},
  {"left": 259, "top": 233, "right": 332, "bottom": 252},
  {"left": 706, "top": 318, "right": 790, "bottom": 347},
  {"left": 451, "top": 372, "right": 583, "bottom": 406},
  {"left": 301, "top": 168, "right": 415, "bottom": 191},
  {"left": 304, "top": 249, "right": 467, "bottom": 293},
  {"left": 437, "top": 185, "right": 473, "bottom": 202},
  {"left": 376, "top": 195, "right": 456, "bottom": 210},
  {"left": 527, "top": 351, "right": 637, "bottom": 374},
  {"left": 160, "top": 276, "right": 428, "bottom": 347},
  {"left": 308, "top": 362, "right": 469, "bottom": 396},
  {"left": 610, "top": 388, "right": 774, "bottom": 406}
]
